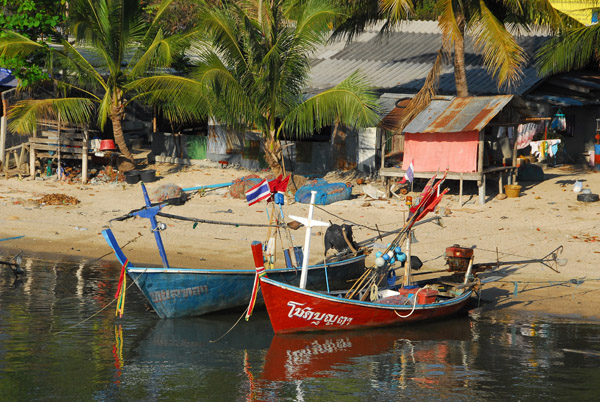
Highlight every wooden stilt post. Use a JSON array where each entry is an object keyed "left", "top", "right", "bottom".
[
  {"left": 82, "top": 127, "right": 89, "bottom": 183},
  {"left": 459, "top": 173, "right": 463, "bottom": 206},
  {"left": 478, "top": 174, "right": 486, "bottom": 205}
]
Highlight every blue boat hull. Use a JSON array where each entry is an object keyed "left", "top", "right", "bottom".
[{"left": 127, "top": 256, "right": 367, "bottom": 318}]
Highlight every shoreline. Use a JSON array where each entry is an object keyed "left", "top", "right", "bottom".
[{"left": 2, "top": 162, "right": 600, "bottom": 322}]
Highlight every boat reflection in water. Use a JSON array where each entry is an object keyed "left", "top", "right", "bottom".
[{"left": 260, "top": 317, "right": 477, "bottom": 394}]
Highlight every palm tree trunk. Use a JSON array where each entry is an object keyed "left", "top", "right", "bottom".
[
  {"left": 454, "top": 16, "right": 469, "bottom": 97},
  {"left": 263, "top": 131, "right": 284, "bottom": 177},
  {"left": 110, "top": 104, "right": 136, "bottom": 172},
  {"left": 331, "top": 122, "right": 349, "bottom": 170}
]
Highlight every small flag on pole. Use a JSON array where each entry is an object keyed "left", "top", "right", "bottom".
[
  {"left": 405, "top": 160, "right": 415, "bottom": 183},
  {"left": 245, "top": 179, "right": 271, "bottom": 205},
  {"left": 399, "top": 160, "right": 415, "bottom": 184}
]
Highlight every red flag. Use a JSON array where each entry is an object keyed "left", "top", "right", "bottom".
[
  {"left": 267, "top": 175, "right": 290, "bottom": 203},
  {"left": 268, "top": 175, "right": 282, "bottom": 193},
  {"left": 409, "top": 170, "right": 447, "bottom": 215},
  {"left": 274, "top": 175, "right": 290, "bottom": 193},
  {"left": 415, "top": 187, "right": 449, "bottom": 221}
]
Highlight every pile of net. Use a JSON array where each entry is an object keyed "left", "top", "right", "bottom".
[
  {"left": 150, "top": 183, "right": 187, "bottom": 205},
  {"left": 229, "top": 175, "right": 263, "bottom": 199}
]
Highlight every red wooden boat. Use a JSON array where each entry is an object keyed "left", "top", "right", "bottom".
[
  {"left": 250, "top": 182, "right": 564, "bottom": 335},
  {"left": 247, "top": 178, "right": 477, "bottom": 334},
  {"left": 257, "top": 273, "right": 473, "bottom": 334}
]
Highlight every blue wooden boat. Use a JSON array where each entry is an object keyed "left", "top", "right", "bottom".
[
  {"left": 103, "top": 229, "right": 366, "bottom": 318},
  {"left": 102, "top": 183, "right": 367, "bottom": 318}
]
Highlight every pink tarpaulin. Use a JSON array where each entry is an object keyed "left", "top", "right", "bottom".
[{"left": 402, "top": 131, "right": 479, "bottom": 173}]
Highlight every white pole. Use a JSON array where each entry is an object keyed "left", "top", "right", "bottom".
[
  {"left": 0, "top": 115, "right": 6, "bottom": 165},
  {"left": 289, "top": 190, "right": 330, "bottom": 289},
  {"left": 299, "top": 191, "right": 317, "bottom": 289}
]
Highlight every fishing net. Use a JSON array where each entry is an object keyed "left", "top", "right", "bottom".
[{"left": 150, "top": 183, "right": 187, "bottom": 205}]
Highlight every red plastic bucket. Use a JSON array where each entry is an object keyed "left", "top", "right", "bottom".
[{"left": 100, "top": 139, "right": 117, "bottom": 151}]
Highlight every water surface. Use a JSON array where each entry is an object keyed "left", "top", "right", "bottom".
[{"left": 0, "top": 253, "right": 599, "bottom": 401}]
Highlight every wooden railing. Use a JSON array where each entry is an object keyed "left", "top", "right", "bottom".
[{"left": 28, "top": 119, "right": 91, "bottom": 182}]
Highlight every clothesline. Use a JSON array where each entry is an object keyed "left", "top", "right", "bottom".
[{"left": 529, "top": 139, "right": 561, "bottom": 159}]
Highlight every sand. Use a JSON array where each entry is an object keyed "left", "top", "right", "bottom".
[{"left": 1, "top": 160, "right": 599, "bottom": 322}]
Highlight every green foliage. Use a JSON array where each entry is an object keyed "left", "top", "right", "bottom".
[
  {"left": 0, "top": 0, "right": 66, "bottom": 36},
  {"left": 536, "top": 22, "right": 600, "bottom": 76},
  {"left": 411, "top": 0, "right": 438, "bottom": 20},
  {"left": 141, "top": 0, "right": 204, "bottom": 34},
  {"left": 0, "top": 0, "right": 67, "bottom": 86},
  {"left": 191, "top": 0, "right": 381, "bottom": 141},
  {"left": 0, "top": 0, "right": 194, "bottom": 135}
]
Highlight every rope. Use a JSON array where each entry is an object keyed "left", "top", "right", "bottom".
[
  {"left": 314, "top": 205, "right": 376, "bottom": 230},
  {"left": 51, "top": 232, "right": 144, "bottom": 336},
  {"left": 209, "top": 306, "right": 249, "bottom": 343},
  {"left": 157, "top": 212, "right": 284, "bottom": 228},
  {"left": 393, "top": 287, "right": 424, "bottom": 318},
  {"left": 52, "top": 274, "right": 139, "bottom": 336},
  {"left": 87, "top": 232, "right": 144, "bottom": 264}
]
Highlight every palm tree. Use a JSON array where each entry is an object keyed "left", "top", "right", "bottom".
[
  {"left": 436, "top": 0, "right": 571, "bottom": 96},
  {"left": 332, "top": 0, "right": 570, "bottom": 135},
  {"left": 0, "top": 0, "right": 193, "bottom": 171},
  {"left": 139, "top": 0, "right": 381, "bottom": 175},
  {"left": 337, "top": 0, "right": 568, "bottom": 96},
  {"left": 536, "top": 18, "right": 600, "bottom": 75}
]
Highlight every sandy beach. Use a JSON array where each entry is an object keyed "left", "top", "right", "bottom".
[{"left": 1, "top": 160, "right": 599, "bottom": 322}]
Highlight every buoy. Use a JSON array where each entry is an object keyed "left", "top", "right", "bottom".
[
  {"left": 375, "top": 251, "right": 383, "bottom": 258},
  {"left": 382, "top": 253, "right": 390, "bottom": 261},
  {"left": 394, "top": 246, "right": 402, "bottom": 254},
  {"left": 397, "top": 252, "right": 407, "bottom": 262},
  {"left": 375, "top": 257, "right": 386, "bottom": 267}
]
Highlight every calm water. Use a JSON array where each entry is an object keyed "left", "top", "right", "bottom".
[{"left": 0, "top": 252, "right": 599, "bottom": 401}]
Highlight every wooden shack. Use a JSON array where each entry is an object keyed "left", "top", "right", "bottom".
[
  {"left": 380, "top": 95, "right": 529, "bottom": 205},
  {"left": 28, "top": 118, "right": 91, "bottom": 182}
]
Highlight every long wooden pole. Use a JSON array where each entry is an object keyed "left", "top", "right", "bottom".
[{"left": 403, "top": 230, "right": 412, "bottom": 287}]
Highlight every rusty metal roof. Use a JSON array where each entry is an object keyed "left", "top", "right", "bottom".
[{"left": 403, "top": 95, "right": 514, "bottom": 133}]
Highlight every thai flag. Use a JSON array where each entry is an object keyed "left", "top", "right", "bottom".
[{"left": 246, "top": 179, "right": 271, "bottom": 205}]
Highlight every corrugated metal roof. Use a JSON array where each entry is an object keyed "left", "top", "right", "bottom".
[
  {"left": 403, "top": 95, "right": 513, "bottom": 133},
  {"left": 308, "top": 21, "right": 550, "bottom": 96},
  {"left": 524, "top": 70, "right": 600, "bottom": 106}
]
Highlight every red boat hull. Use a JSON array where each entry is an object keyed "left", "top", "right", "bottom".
[{"left": 260, "top": 277, "right": 473, "bottom": 334}]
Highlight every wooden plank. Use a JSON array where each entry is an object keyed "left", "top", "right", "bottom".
[
  {"left": 41, "top": 128, "right": 77, "bottom": 135},
  {"left": 39, "top": 131, "right": 85, "bottom": 140},
  {"left": 29, "top": 138, "right": 85, "bottom": 147},
  {"left": 482, "top": 166, "right": 517, "bottom": 174},
  {"left": 29, "top": 144, "right": 85, "bottom": 154},
  {"left": 34, "top": 152, "right": 89, "bottom": 160},
  {"left": 4, "top": 143, "right": 28, "bottom": 152},
  {"left": 380, "top": 168, "right": 482, "bottom": 181}
]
